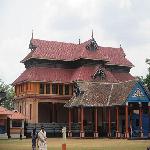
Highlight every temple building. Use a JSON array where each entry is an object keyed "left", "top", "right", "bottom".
[{"left": 13, "top": 34, "right": 150, "bottom": 138}]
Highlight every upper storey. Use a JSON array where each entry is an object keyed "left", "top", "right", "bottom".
[
  {"left": 21, "top": 38, "right": 133, "bottom": 68},
  {"left": 13, "top": 37, "right": 135, "bottom": 85}
]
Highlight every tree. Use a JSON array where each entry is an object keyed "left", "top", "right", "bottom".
[
  {"left": 146, "top": 58, "right": 150, "bottom": 72},
  {"left": 0, "top": 79, "right": 15, "bottom": 110},
  {"left": 144, "top": 59, "right": 150, "bottom": 90}
]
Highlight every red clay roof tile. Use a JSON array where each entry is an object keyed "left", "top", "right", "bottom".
[
  {"left": 21, "top": 39, "right": 133, "bottom": 67},
  {"left": 65, "top": 80, "right": 137, "bottom": 107},
  {"left": 0, "top": 106, "right": 12, "bottom": 115},
  {"left": 13, "top": 66, "right": 134, "bottom": 85},
  {"left": 8, "top": 110, "right": 25, "bottom": 120}
]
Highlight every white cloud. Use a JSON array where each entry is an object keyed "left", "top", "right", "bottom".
[{"left": 120, "top": 0, "right": 132, "bottom": 9}]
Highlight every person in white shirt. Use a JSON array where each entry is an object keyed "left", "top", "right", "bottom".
[{"left": 37, "top": 126, "right": 47, "bottom": 150}]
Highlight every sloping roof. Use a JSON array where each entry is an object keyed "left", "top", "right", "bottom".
[
  {"left": 21, "top": 39, "right": 106, "bottom": 62},
  {"left": 0, "top": 106, "right": 12, "bottom": 115},
  {"left": 12, "top": 66, "right": 134, "bottom": 85},
  {"left": 21, "top": 39, "right": 133, "bottom": 67},
  {"left": 111, "top": 72, "right": 135, "bottom": 82},
  {"left": 64, "top": 80, "right": 137, "bottom": 107},
  {"left": 8, "top": 110, "right": 25, "bottom": 120},
  {"left": 13, "top": 67, "right": 73, "bottom": 84}
]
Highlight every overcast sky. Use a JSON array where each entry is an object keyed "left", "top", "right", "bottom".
[{"left": 0, "top": 0, "right": 150, "bottom": 84}]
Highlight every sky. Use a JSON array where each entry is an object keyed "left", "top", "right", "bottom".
[{"left": 0, "top": 0, "right": 150, "bottom": 84}]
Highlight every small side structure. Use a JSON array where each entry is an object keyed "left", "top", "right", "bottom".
[
  {"left": 65, "top": 79, "right": 150, "bottom": 139},
  {"left": 8, "top": 110, "right": 26, "bottom": 138},
  {"left": 0, "top": 106, "right": 12, "bottom": 139}
]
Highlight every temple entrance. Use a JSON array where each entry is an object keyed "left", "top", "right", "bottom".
[
  {"left": 127, "top": 102, "right": 150, "bottom": 138},
  {"left": 38, "top": 102, "right": 51, "bottom": 123},
  {"left": 131, "top": 113, "right": 150, "bottom": 137},
  {"left": 38, "top": 102, "right": 67, "bottom": 123},
  {"left": 56, "top": 103, "right": 67, "bottom": 123}
]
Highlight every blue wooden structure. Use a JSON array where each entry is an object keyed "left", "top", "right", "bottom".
[{"left": 127, "top": 81, "right": 150, "bottom": 137}]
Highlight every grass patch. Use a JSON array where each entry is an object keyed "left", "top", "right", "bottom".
[{"left": 0, "top": 138, "right": 149, "bottom": 150}]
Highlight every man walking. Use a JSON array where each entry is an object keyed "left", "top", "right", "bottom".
[{"left": 37, "top": 126, "right": 47, "bottom": 150}]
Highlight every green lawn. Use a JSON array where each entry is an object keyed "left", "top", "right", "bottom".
[{"left": 0, "top": 138, "right": 149, "bottom": 150}]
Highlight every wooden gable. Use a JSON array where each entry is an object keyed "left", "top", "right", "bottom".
[{"left": 127, "top": 82, "right": 150, "bottom": 103}]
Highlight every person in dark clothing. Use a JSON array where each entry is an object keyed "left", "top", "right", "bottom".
[{"left": 31, "top": 128, "right": 37, "bottom": 150}]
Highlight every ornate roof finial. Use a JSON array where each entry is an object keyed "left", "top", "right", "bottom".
[
  {"left": 29, "top": 29, "right": 37, "bottom": 50},
  {"left": 120, "top": 44, "right": 122, "bottom": 48},
  {"left": 79, "top": 38, "right": 81, "bottom": 44},
  {"left": 32, "top": 29, "right": 34, "bottom": 40},
  {"left": 91, "top": 29, "right": 94, "bottom": 39}
]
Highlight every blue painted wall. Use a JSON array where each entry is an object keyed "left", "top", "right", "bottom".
[{"left": 131, "top": 113, "right": 150, "bottom": 137}]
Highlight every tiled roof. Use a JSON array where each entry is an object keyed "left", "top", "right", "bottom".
[
  {"left": 12, "top": 66, "right": 134, "bottom": 85},
  {"left": 0, "top": 106, "right": 12, "bottom": 115},
  {"left": 21, "top": 39, "right": 133, "bottom": 67},
  {"left": 64, "top": 80, "right": 137, "bottom": 107},
  {"left": 13, "top": 67, "right": 73, "bottom": 84},
  {"left": 111, "top": 72, "right": 135, "bottom": 82},
  {"left": 8, "top": 110, "right": 25, "bottom": 120}
]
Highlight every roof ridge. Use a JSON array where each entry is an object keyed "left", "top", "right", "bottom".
[
  {"left": 107, "top": 84, "right": 114, "bottom": 106},
  {"left": 33, "top": 38, "right": 124, "bottom": 50},
  {"left": 33, "top": 38, "right": 79, "bottom": 46}
]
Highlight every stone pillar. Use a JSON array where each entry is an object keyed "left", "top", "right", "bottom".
[
  {"left": 107, "top": 107, "right": 111, "bottom": 137},
  {"left": 125, "top": 103, "right": 129, "bottom": 138},
  {"left": 80, "top": 107, "right": 85, "bottom": 138},
  {"left": 116, "top": 106, "right": 120, "bottom": 138},
  {"left": 68, "top": 108, "right": 72, "bottom": 137},
  {"left": 139, "top": 102, "right": 143, "bottom": 137},
  {"left": 94, "top": 107, "right": 99, "bottom": 138}
]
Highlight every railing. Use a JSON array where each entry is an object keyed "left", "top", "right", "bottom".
[{"left": 25, "top": 123, "right": 68, "bottom": 137}]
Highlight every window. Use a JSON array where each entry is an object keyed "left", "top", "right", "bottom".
[
  {"left": 30, "top": 104, "right": 32, "bottom": 120},
  {"left": 46, "top": 83, "right": 50, "bottom": 94},
  {"left": 29, "top": 83, "right": 32, "bottom": 90},
  {"left": 70, "top": 85, "right": 73, "bottom": 95},
  {"left": 15, "top": 86, "right": 17, "bottom": 94},
  {"left": 52, "top": 84, "right": 58, "bottom": 94},
  {"left": 19, "top": 85, "right": 21, "bottom": 93},
  {"left": 12, "top": 120, "right": 22, "bottom": 127},
  {"left": 21, "top": 84, "right": 23, "bottom": 92},
  {"left": 40, "top": 83, "right": 44, "bottom": 94},
  {"left": 65, "top": 84, "right": 69, "bottom": 95},
  {"left": 59, "top": 84, "right": 63, "bottom": 95},
  {"left": 26, "top": 83, "right": 28, "bottom": 91},
  {"left": 20, "top": 106, "right": 22, "bottom": 113}
]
